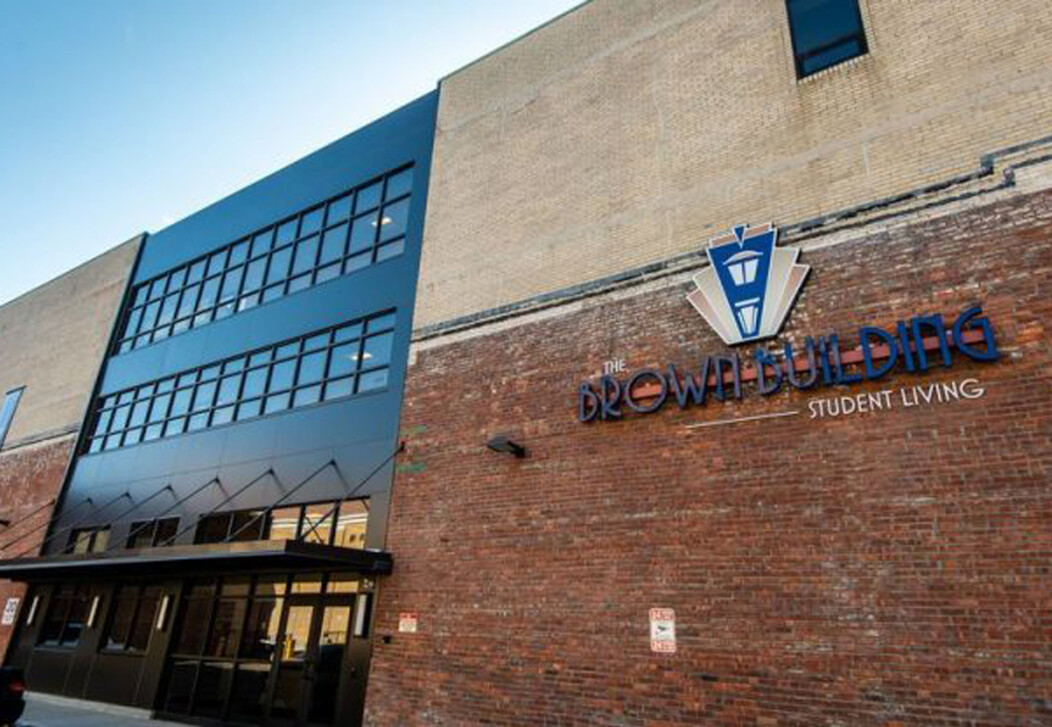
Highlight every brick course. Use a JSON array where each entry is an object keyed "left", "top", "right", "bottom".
[
  {"left": 366, "top": 187, "right": 1052, "bottom": 725},
  {"left": 0, "top": 437, "right": 71, "bottom": 657},
  {"left": 417, "top": 0, "right": 1052, "bottom": 329}
]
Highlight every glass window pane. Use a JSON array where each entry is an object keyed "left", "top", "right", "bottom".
[
  {"left": 163, "top": 661, "right": 197, "bottom": 714},
  {"left": 327, "top": 194, "right": 352, "bottom": 224},
  {"left": 324, "top": 377, "right": 354, "bottom": 401},
  {"left": 193, "top": 662, "right": 234, "bottom": 718},
  {"left": 243, "top": 368, "right": 267, "bottom": 398},
  {"left": 236, "top": 398, "right": 262, "bottom": 421},
  {"left": 376, "top": 238, "right": 405, "bottom": 262},
  {"left": 362, "top": 332, "right": 393, "bottom": 368},
  {"left": 266, "top": 247, "right": 292, "bottom": 285},
  {"left": 315, "top": 262, "right": 341, "bottom": 284},
  {"left": 357, "top": 180, "right": 382, "bottom": 211},
  {"left": 319, "top": 223, "right": 347, "bottom": 265},
  {"left": 149, "top": 394, "right": 170, "bottom": 422},
  {"left": 274, "top": 220, "right": 296, "bottom": 247},
  {"left": 334, "top": 323, "right": 363, "bottom": 342},
  {"left": 60, "top": 588, "right": 90, "bottom": 644},
  {"left": 264, "top": 393, "right": 289, "bottom": 414},
  {"left": 216, "top": 375, "right": 241, "bottom": 406},
  {"left": 211, "top": 405, "right": 234, "bottom": 426},
  {"left": 187, "top": 260, "right": 207, "bottom": 283},
  {"left": 104, "top": 587, "right": 137, "bottom": 649},
  {"left": 127, "top": 587, "right": 160, "bottom": 651},
  {"left": 328, "top": 343, "right": 356, "bottom": 378},
  {"left": 344, "top": 251, "right": 371, "bottom": 273},
  {"left": 349, "top": 211, "right": 378, "bottom": 253},
  {"left": 367, "top": 312, "right": 396, "bottom": 332},
  {"left": 358, "top": 369, "right": 388, "bottom": 392},
  {"left": 378, "top": 199, "right": 409, "bottom": 241},
  {"left": 243, "top": 258, "right": 266, "bottom": 292},
  {"left": 297, "top": 351, "right": 325, "bottom": 386},
  {"left": 286, "top": 273, "right": 311, "bottom": 294},
  {"left": 385, "top": 167, "right": 413, "bottom": 199},
  {"left": 301, "top": 503, "right": 334, "bottom": 544},
  {"left": 269, "top": 360, "right": 295, "bottom": 391},
  {"left": 39, "top": 587, "right": 72, "bottom": 645},
  {"left": 292, "top": 235, "right": 319, "bottom": 275},
  {"left": 239, "top": 598, "right": 284, "bottom": 660},
  {"left": 198, "top": 277, "right": 220, "bottom": 310},
  {"left": 158, "top": 294, "right": 179, "bottom": 325},
  {"left": 293, "top": 385, "right": 321, "bottom": 407},
  {"left": 229, "top": 665, "right": 270, "bottom": 721},
  {"left": 192, "top": 382, "right": 216, "bottom": 411},
  {"left": 174, "top": 583, "right": 214, "bottom": 655},
  {"left": 177, "top": 284, "right": 200, "bottom": 319},
  {"left": 300, "top": 207, "right": 323, "bottom": 236},
  {"left": 206, "top": 250, "right": 227, "bottom": 278},
  {"left": 170, "top": 389, "right": 192, "bottom": 416},
  {"left": 154, "top": 517, "right": 179, "bottom": 545},
  {"left": 229, "top": 240, "right": 249, "bottom": 266},
  {"left": 268, "top": 507, "right": 300, "bottom": 540},
  {"left": 334, "top": 500, "right": 369, "bottom": 549},
  {"left": 220, "top": 266, "right": 243, "bottom": 303}
]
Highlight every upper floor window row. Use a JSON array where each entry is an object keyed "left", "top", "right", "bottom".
[
  {"left": 786, "top": 0, "right": 867, "bottom": 78},
  {"left": 116, "top": 165, "right": 414, "bottom": 355},
  {"left": 86, "top": 309, "right": 397, "bottom": 455}
]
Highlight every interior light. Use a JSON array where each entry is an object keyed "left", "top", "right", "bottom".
[{"left": 371, "top": 216, "right": 393, "bottom": 227}]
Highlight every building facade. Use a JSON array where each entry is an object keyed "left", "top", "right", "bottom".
[
  {"left": 0, "top": 239, "right": 140, "bottom": 657},
  {"left": 1, "top": 95, "right": 436, "bottom": 725},
  {"left": 365, "top": 1, "right": 1052, "bottom": 725},
  {"left": 3, "top": 1, "right": 1052, "bottom": 726}
]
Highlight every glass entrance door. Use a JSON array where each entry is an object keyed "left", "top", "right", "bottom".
[{"left": 269, "top": 596, "right": 354, "bottom": 726}]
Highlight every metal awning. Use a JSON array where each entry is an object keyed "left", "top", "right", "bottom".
[{"left": 0, "top": 540, "right": 392, "bottom": 581}]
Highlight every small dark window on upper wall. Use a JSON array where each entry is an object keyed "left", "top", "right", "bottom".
[
  {"left": 0, "top": 387, "right": 24, "bottom": 450},
  {"left": 786, "top": 0, "right": 868, "bottom": 78}
]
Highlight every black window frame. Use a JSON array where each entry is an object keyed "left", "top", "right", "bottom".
[
  {"left": 785, "top": 0, "right": 868, "bottom": 78},
  {"left": 85, "top": 310, "right": 397, "bottom": 455},
  {"left": 114, "top": 165, "right": 414, "bottom": 355}
]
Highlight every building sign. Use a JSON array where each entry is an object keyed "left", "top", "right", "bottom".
[
  {"left": 398, "top": 612, "right": 419, "bottom": 633},
  {"left": 578, "top": 224, "right": 1000, "bottom": 423},
  {"left": 649, "top": 608, "right": 676, "bottom": 654},
  {"left": 1, "top": 598, "right": 19, "bottom": 626},
  {"left": 688, "top": 223, "right": 809, "bottom": 345}
]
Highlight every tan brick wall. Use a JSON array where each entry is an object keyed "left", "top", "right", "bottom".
[
  {"left": 0, "top": 238, "right": 140, "bottom": 449},
  {"left": 416, "top": 0, "right": 1052, "bottom": 329}
]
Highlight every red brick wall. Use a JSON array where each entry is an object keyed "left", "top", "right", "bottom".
[
  {"left": 366, "top": 190, "right": 1052, "bottom": 726},
  {"left": 0, "top": 437, "right": 71, "bottom": 659}
]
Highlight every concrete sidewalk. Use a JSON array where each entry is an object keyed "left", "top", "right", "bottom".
[{"left": 20, "top": 692, "right": 184, "bottom": 726}]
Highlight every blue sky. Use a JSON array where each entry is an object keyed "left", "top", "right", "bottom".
[{"left": 0, "top": 0, "right": 581, "bottom": 305}]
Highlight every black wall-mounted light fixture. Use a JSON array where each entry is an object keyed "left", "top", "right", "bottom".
[{"left": 486, "top": 435, "right": 526, "bottom": 459}]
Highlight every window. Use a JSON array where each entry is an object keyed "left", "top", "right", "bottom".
[
  {"left": 66, "top": 527, "right": 110, "bottom": 554},
  {"left": 103, "top": 585, "right": 161, "bottom": 652},
  {"left": 86, "top": 310, "right": 397, "bottom": 454},
  {"left": 0, "top": 387, "right": 24, "bottom": 450},
  {"left": 126, "top": 518, "right": 180, "bottom": 548},
  {"left": 194, "top": 511, "right": 264, "bottom": 545},
  {"left": 115, "top": 165, "right": 414, "bottom": 354},
  {"left": 786, "top": 0, "right": 867, "bottom": 78},
  {"left": 190, "top": 499, "right": 368, "bottom": 548},
  {"left": 38, "top": 585, "right": 92, "bottom": 647}
]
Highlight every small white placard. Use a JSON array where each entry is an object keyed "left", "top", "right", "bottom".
[
  {"left": 2, "top": 598, "right": 20, "bottom": 626},
  {"left": 398, "top": 612, "right": 418, "bottom": 633},
  {"left": 649, "top": 608, "right": 676, "bottom": 654}
]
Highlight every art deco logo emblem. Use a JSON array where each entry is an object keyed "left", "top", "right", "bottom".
[{"left": 687, "top": 223, "right": 809, "bottom": 345}]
